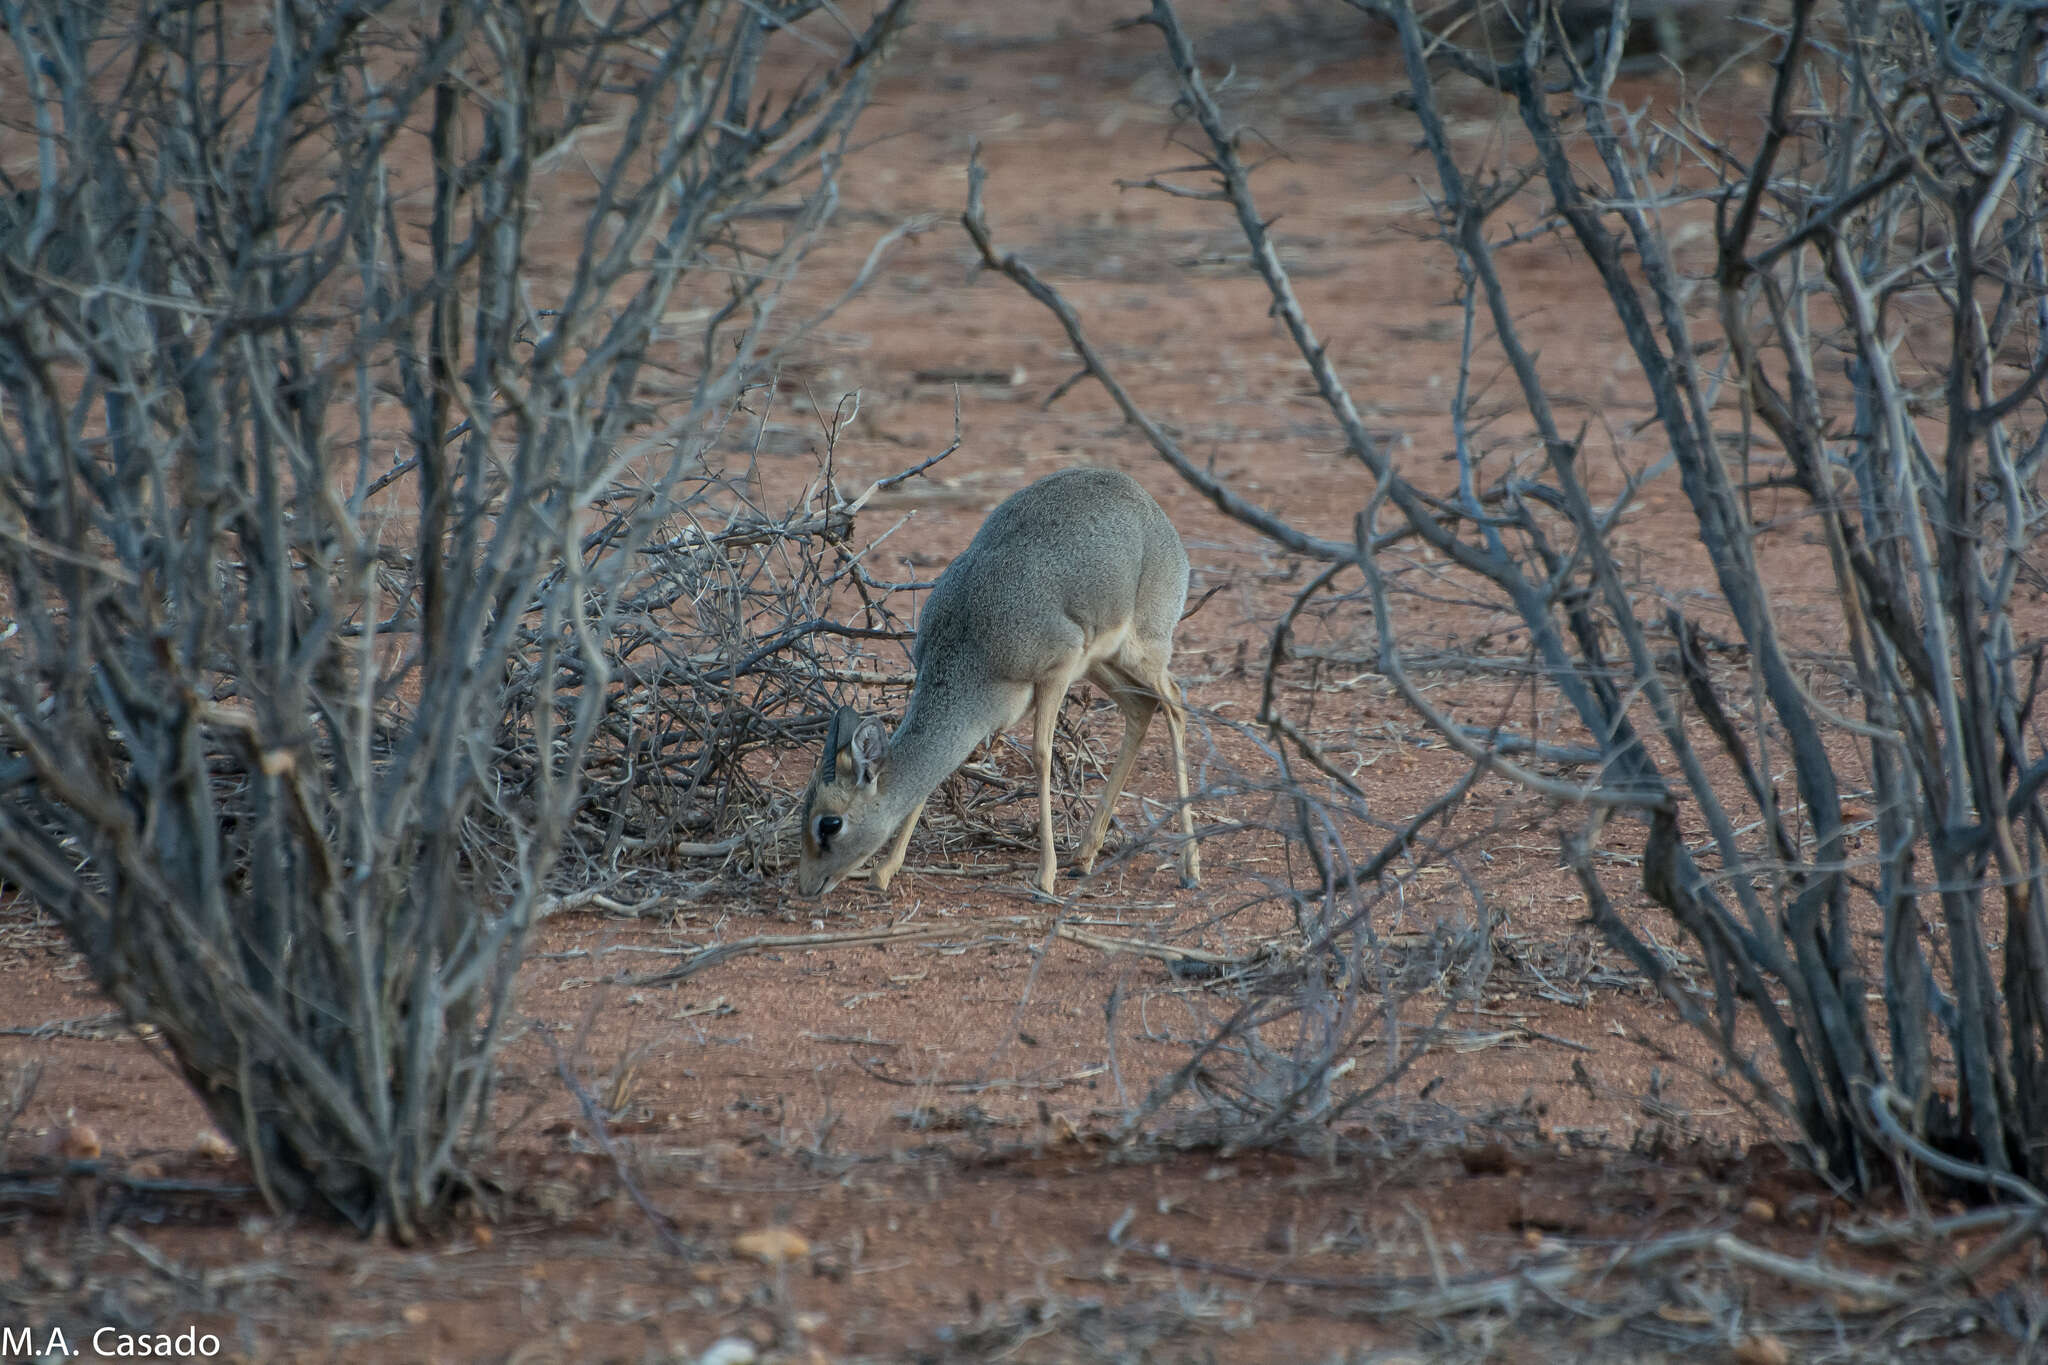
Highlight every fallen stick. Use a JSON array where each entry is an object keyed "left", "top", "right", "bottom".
[
  {"left": 1610, "top": 1229, "right": 1908, "bottom": 1305},
  {"left": 623, "top": 923, "right": 952, "bottom": 987},
  {"left": 1706, "top": 1232, "right": 1908, "bottom": 1304},
  {"left": 1054, "top": 922, "right": 1266, "bottom": 969},
  {"left": 854, "top": 1057, "right": 1107, "bottom": 1092}
]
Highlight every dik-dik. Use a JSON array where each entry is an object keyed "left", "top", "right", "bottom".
[{"left": 796, "top": 466, "right": 1198, "bottom": 897}]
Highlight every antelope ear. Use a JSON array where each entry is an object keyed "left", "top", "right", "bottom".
[
  {"left": 849, "top": 715, "right": 888, "bottom": 783},
  {"left": 822, "top": 704, "right": 859, "bottom": 783}
]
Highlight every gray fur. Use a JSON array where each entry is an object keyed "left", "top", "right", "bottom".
[{"left": 794, "top": 467, "right": 1200, "bottom": 898}]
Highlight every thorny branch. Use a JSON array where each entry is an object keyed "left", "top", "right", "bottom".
[{"left": 975, "top": 0, "right": 2048, "bottom": 1206}]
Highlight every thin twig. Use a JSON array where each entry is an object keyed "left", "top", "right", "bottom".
[{"left": 623, "top": 923, "right": 953, "bottom": 987}]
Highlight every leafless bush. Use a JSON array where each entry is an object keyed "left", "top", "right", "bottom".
[
  {"left": 980, "top": 0, "right": 2048, "bottom": 1202},
  {"left": 1361, "top": 0, "right": 2048, "bottom": 1201},
  {"left": 1418, "top": 0, "right": 1776, "bottom": 69},
  {"left": 0, "top": 0, "right": 909, "bottom": 1236},
  {"left": 511, "top": 413, "right": 954, "bottom": 902}
]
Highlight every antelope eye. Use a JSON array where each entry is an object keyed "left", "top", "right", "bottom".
[{"left": 816, "top": 815, "right": 843, "bottom": 845}]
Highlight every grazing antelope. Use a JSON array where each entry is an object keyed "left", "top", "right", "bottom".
[{"left": 796, "top": 467, "right": 1198, "bottom": 897}]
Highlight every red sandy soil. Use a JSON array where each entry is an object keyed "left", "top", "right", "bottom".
[{"left": 2, "top": 4, "right": 2039, "bottom": 1363}]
